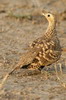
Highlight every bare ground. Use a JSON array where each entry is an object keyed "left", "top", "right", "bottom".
[{"left": 0, "top": 0, "right": 66, "bottom": 100}]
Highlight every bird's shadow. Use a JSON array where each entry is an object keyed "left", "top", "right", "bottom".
[{"left": 12, "top": 63, "right": 66, "bottom": 77}]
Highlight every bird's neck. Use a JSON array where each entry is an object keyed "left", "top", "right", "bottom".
[{"left": 45, "top": 20, "right": 56, "bottom": 39}]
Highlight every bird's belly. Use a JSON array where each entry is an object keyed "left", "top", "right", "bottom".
[{"left": 38, "top": 50, "right": 61, "bottom": 66}]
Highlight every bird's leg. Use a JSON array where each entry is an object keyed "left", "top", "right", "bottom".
[
  {"left": 58, "top": 63, "right": 63, "bottom": 75},
  {"left": 54, "top": 63, "right": 60, "bottom": 80},
  {"left": 58, "top": 58, "right": 66, "bottom": 75}
]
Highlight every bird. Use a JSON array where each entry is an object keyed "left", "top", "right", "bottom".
[
  {"left": 0, "top": 10, "right": 63, "bottom": 89},
  {"left": 9, "top": 10, "right": 62, "bottom": 74}
]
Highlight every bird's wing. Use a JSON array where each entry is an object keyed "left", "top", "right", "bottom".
[
  {"left": 15, "top": 35, "right": 61, "bottom": 69},
  {"left": 10, "top": 36, "right": 61, "bottom": 73},
  {"left": 29, "top": 36, "right": 46, "bottom": 48},
  {"left": 12, "top": 47, "right": 41, "bottom": 70}
]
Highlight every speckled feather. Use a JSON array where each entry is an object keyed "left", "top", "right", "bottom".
[
  {"left": 28, "top": 35, "right": 61, "bottom": 69},
  {"left": 27, "top": 11, "right": 61, "bottom": 70},
  {"left": 12, "top": 11, "right": 61, "bottom": 72}
]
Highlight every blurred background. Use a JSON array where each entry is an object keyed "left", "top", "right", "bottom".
[{"left": 0, "top": 0, "right": 66, "bottom": 100}]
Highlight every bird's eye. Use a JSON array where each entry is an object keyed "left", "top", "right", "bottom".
[{"left": 48, "top": 15, "right": 50, "bottom": 17}]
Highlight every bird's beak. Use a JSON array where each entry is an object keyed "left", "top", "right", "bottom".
[
  {"left": 41, "top": 10, "right": 47, "bottom": 16},
  {"left": 42, "top": 12, "right": 45, "bottom": 16}
]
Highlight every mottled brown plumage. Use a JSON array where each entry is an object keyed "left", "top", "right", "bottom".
[{"left": 9, "top": 10, "right": 62, "bottom": 73}]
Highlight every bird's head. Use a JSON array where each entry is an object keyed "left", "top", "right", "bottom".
[{"left": 41, "top": 10, "right": 56, "bottom": 24}]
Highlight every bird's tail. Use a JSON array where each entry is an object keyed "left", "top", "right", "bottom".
[{"left": 0, "top": 49, "right": 38, "bottom": 90}]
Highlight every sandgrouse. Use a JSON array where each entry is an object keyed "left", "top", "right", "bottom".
[
  {"left": 0, "top": 10, "right": 62, "bottom": 90},
  {"left": 10, "top": 10, "right": 61, "bottom": 74}
]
